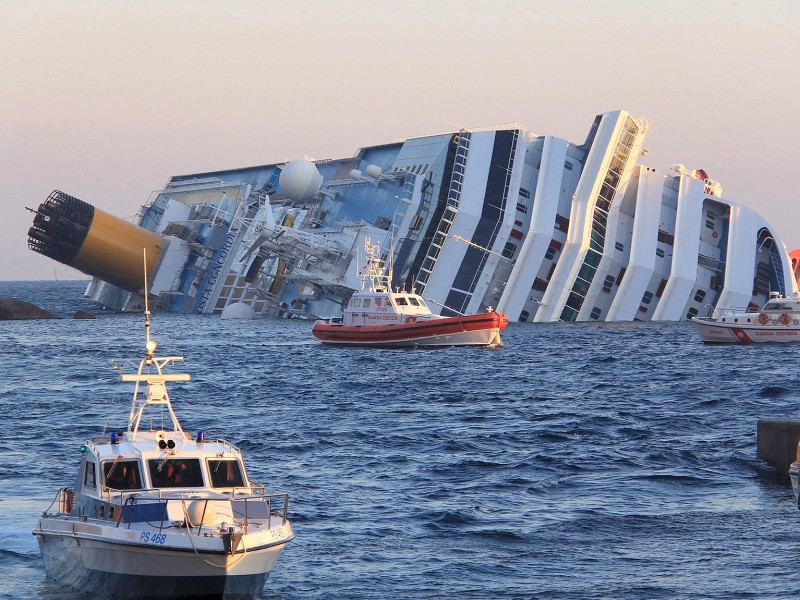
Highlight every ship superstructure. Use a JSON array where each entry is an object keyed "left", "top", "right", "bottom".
[{"left": 27, "top": 109, "right": 796, "bottom": 322}]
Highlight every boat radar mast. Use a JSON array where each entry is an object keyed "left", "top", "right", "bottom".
[{"left": 123, "top": 250, "right": 190, "bottom": 441}]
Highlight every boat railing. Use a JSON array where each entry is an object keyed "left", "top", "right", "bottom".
[
  {"left": 709, "top": 305, "right": 755, "bottom": 319},
  {"left": 110, "top": 488, "right": 290, "bottom": 533}
]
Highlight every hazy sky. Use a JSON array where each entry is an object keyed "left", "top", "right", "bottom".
[{"left": 2, "top": 0, "right": 798, "bottom": 281}]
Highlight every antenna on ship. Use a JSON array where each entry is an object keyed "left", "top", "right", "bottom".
[{"left": 142, "top": 249, "right": 157, "bottom": 362}]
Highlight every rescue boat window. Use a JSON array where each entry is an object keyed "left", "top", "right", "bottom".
[
  {"left": 408, "top": 297, "right": 420, "bottom": 306},
  {"left": 84, "top": 461, "right": 96, "bottom": 489},
  {"left": 208, "top": 459, "right": 245, "bottom": 488},
  {"left": 363, "top": 299, "right": 371, "bottom": 308},
  {"left": 395, "top": 297, "right": 408, "bottom": 306},
  {"left": 351, "top": 298, "right": 361, "bottom": 307},
  {"left": 103, "top": 460, "right": 142, "bottom": 490},
  {"left": 148, "top": 459, "right": 203, "bottom": 488}
]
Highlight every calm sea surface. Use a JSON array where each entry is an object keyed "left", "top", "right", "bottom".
[{"left": 2, "top": 280, "right": 800, "bottom": 599}]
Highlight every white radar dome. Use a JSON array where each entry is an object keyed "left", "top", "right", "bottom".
[
  {"left": 349, "top": 169, "right": 362, "bottom": 180},
  {"left": 365, "top": 164, "right": 382, "bottom": 179},
  {"left": 220, "top": 302, "right": 257, "bottom": 320},
  {"left": 279, "top": 160, "right": 323, "bottom": 202}
]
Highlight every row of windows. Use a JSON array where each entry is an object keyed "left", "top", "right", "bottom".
[
  {"left": 350, "top": 296, "right": 423, "bottom": 308},
  {"left": 84, "top": 458, "right": 245, "bottom": 491},
  {"left": 590, "top": 287, "right": 708, "bottom": 320}
]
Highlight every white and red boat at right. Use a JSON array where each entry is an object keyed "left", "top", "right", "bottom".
[
  {"left": 311, "top": 238, "right": 508, "bottom": 348},
  {"left": 692, "top": 292, "right": 800, "bottom": 344}
]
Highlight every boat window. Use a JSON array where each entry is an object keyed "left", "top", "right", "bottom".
[
  {"left": 408, "top": 297, "right": 420, "bottom": 306},
  {"left": 384, "top": 298, "right": 391, "bottom": 307},
  {"left": 351, "top": 298, "right": 361, "bottom": 307},
  {"left": 363, "top": 299, "right": 371, "bottom": 308},
  {"left": 395, "top": 297, "right": 408, "bottom": 306},
  {"left": 148, "top": 459, "right": 204, "bottom": 488},
  {"left": 84, "top": 461, "right": 96, "bottom": 489},
  {"left": 103, "top": 460, "right": 142, "bottom": 490},
  {"left": 208, "top": 459, "right": 245, "bottom": 488}
]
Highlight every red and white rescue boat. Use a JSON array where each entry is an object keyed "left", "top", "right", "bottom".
[
  {"left": 312, "top": 238, "right": 508, "bottom": 347},
  {"left": 692, "top": 292, "right": 800, "bottom": 344}
]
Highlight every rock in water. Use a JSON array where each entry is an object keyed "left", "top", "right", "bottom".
[
  {"left": 73, "top": 310, "right": 96, "bottom": 319},
  {"left": 0, "top": 297, "right": 59, "bottom": 320}
]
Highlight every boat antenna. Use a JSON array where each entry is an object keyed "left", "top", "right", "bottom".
[{"left": 142, "top": 249, "right": 156, "bottom": 362}]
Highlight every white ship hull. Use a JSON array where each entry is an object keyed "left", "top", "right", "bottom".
[
  {"left": 27, "top": 110, "right": 798, "bottom": 323},
  {"left": 692, "top": 317, "right": 800, "bottom": 343},
  {"left": 35, "top": 516, "right": 291, "bottom": 599}
]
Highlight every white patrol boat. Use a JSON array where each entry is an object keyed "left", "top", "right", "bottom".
[
  {"left": 692, "top": 292, "right": 800, "bottom": 344},
  {"left": 32, "top": 294, "right": 294, "bottom": 598}
]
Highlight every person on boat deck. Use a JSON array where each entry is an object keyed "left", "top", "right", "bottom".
[
  {"left": 154, "top": 461, "right": 188, "bottom": 487},
  {"left": 104, "top": 463, "right": 141, "bottom": 490}
]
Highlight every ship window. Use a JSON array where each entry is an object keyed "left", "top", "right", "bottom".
[
  {"left": 208, "top": 459, "right": 245, "bottom": 488},
  {"left": 519, "top": 187, "right": 531, "bottom": 199},
  {"left": 395, "top": 297, "right": 408, "bottom": 306},
  {"left": 656, "top": 247, "right": 665, "bottom": 258},
  {"left": 84, "top": 461, "right": 96, "bottom": 489},
  {"left": 590, "top": 307, "right": 602, "bottom": 320},
  {"left": 565, "top": 161, "right": 573, "bottom": 170},
  {"left": 603, "top": 275, "right": 615, "bottom": 288},
  {"left": 516, "top": 202, "right": 528, "bottom": 214},
  {"left": 148, "top": 459, "right": 204, "bottom": 488},
  {"left": 503, "top": 241, "right": 517, "bottom": 259},
  {"left": 615, "top": 242, "right": 624, "bottom": 252},
  {"left": 705, "top": 219, "right": 714, "bottom": 229},
  {"left": 519, "top": 310, "right": 530, "bottom": 322},
  {"left": 103, "top": 460, "right": 142, "bottom": 490},
  {"left": 686, "top": 307, "right": 699, "bottom": 319},
  {"left": 408, "top": 297, "right": 420, "bottom": 306},
  {"left": 545, "top": 246, "right": 556, "bottom": 260},
  {"left": 694, "top": 289, "right": 706, "bottom": 302},
  {"left": 642, "top": 291, "right": 654, "bottom": 305}
]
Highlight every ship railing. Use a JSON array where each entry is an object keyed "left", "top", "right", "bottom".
[
  {"left": 109, "top": 487, "right": 290, "bottom": 533},
  {"left": 710, "top": 305, "right": 757, "bottom": 319}
]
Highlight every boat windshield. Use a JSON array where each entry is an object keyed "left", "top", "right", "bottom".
[
  {"left": 103, "top": 460, "right": 142, "bottom": 490},
  {"left": 208, "top": 459, "right": 245, "bottom": 488},
  {"left": 148, "top": 458, "right": 204, "bottom": 488}
]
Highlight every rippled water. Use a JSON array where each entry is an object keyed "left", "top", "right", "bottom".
[{"left": 2, "top": 280, "right": 800, "bottom": 599}]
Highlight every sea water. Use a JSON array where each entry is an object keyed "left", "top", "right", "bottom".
[{"left": 2, "top": 280, "right": 800, "bottom": 599}]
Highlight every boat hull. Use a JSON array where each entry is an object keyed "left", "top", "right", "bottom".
[
  {"left": 312, "top": 312, "right": 509, "bottom": 347},
  {"left": 692, "top": 317, "right": 800, "bottom": 344},
  {"left": 35, "top": 518, "right": 291, "bottom": 599}
]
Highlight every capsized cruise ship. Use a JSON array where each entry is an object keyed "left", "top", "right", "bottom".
[{"left": 27, "top": 109, "right": 797, "bottom": 322}]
